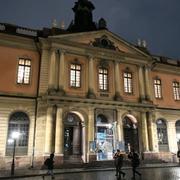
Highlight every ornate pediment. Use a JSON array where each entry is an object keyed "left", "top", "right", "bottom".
[{"left": 90, "top": 35, "right": 122, "bottom": 52}]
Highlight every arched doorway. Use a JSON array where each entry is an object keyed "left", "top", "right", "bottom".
[
  {"left": 175, "top": 120, "right": 180, "bottom": 149},
  {"left": 156, "top": 119, "right": 169, "bottom": 152},
  {"left": 64, "top": 113, "right": 82, "bottom": 157},
  {"left": 123, "top": 115, "right": 139, "bottom": 152}
]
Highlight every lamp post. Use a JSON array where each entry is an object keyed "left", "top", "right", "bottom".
[{"left": 8, "top": 131, "right": 20, "bottom": 176}]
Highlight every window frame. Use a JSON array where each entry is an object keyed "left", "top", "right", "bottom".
[
  {"left": 123, "top": 71, "right": 133, "bottom": 94},
  {"left": 69, "top": 63, "right": 82, "bottom": 88},
  {"left": 98, "top": 66, "right": 109, "bottom": 91},
  {"left": 16, "top": 58, "right": 31, "bottom": 85},
  {"left": 153, "top": 78, "right": 162, "bottom": 99},
  {"left": 173, "top": 81, "right": 180, "bottom": 101}
]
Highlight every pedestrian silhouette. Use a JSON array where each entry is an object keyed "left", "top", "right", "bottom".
[
  {"left": 43, "top": 153, "right": 55, "bottom": 179},
  {"left": 113, "top": 149, "right": 126, "bottom": 179},
  {"left": 128, "top": 149, "right": 141, "bottom": 180}
]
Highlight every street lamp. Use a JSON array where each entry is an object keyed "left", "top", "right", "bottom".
[{"left": 8, "top": 131, "right": 20, "bottom": 176}]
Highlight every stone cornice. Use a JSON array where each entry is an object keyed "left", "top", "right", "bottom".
[
  {"left": 0, "top": 96, "right": 36, "bottom": 102},
  {"left": 0, "top": 33, "right": 37, "bottom": 51},
  {"left": 0, "top": 92, "right": 37, "bottom": 98},
  {"left": 155, "top": 107, "right": 180, "bottom": 114},
  {"left": 42, "top": 95, "right": 156, "bottom": 111},
  {"left": 153, "top": 63, "right": 180, "bottom": 75}
]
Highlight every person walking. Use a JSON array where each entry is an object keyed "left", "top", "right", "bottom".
[
  {"left": 128, "top": 149, "right": 141, "bottom": 180},
  {"left": 113, "top": 149, "right": 126, "bottom": 179},
  {"left": 44, "top": 153, "right": 55, "bottom": 179}
]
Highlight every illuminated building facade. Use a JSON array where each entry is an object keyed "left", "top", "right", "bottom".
[{"left": 0, "top": 0, "right": 180, "bottom": 169}]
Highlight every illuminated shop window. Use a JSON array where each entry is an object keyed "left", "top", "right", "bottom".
[
  {"left": 123, "top": 72, "right": 133, "bottom": 93},
  {"left": 154, "top": 78, "right": 162, "bottom": 98},
  {"left": 98, "top": 67, "right": 108, "bottom": 91},
  {"left": 96, "top": 114, "right": 114, "bottom": 160},
  {"left": 173, "top": 81, "right": 180, "bottom": 100},
  {"left": 6, "top": 112, "right": 29, "bottom": 155},
  {"left": 17, "top": 58, "right": 31, "bottom": 84},
  {"left": 70, "top": 64, "right": 81, "bottom": 88}
]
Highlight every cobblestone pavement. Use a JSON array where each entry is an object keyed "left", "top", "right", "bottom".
[{"left": 10, "top": 167, "right": 180, "bottom": 180}]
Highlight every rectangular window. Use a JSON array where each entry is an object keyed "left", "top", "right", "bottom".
[
  {"left": 123, "top": 72, "right": 133, "bottom": 93},
  {"left": 17, "top": 58, "right": 31, "bottom": 84},
  {"left": 154, "top": 79, "right": 162, "bottom": 98},
  {"left": 99, "top": 67, "right": 108, "bottom": 91},
  {"left": 70, "top": 64, "right": 81, "bottom": 88},
  {"left": 173, "top": 82, "right": 180, "bottom": 100}
]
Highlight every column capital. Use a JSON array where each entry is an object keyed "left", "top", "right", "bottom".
[
  {"left": 87, "top": 54, "right": 94, "bottom": 60},
  {"left": 58, "top": 49, "right": 66, "bottom": 55},
  {"left": 114, "top": 60, "right": 120, "bottom": 65},
  {"left": 50, "top": 47, "right": 58, "bottom": 53}
]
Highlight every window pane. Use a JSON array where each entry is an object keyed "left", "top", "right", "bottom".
[
  {"left": 98, "top": 67, "right": 108, "bottom": 91},
  {"left": 17, "top": 59, "right": 31, "bottom": 84},
  {"left": 124, "top": 72, "right": 132, "bottom": 93},
  {"left": 154, "top": 79, "right": 162, "bottom": 98},
  {"left": 173, "top": 82, "right": 180, "bottom": 100},
  {"left": 70, "top": 63, "right": 81, "bottom": 87}
]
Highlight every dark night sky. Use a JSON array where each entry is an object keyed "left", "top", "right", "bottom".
[{"left": 0, "top": 0, "right": 180, "bottom": 59}]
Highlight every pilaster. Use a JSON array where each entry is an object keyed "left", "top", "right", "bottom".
[
  {"left": 87, "top": 107, "right": 96, "bottom": 162},
  {"left": 48, "top": 49, "right": 57, "bottom": 92},
  {"left": 141, "top": 112, "right": 149, "bottom": 152},
  {"left": 144, "top": 65, "right": 153, "bottom": 102},
  {"left": 58, "top": 50, "right": 66, "bottom": 95},
  {"left": 114, "top": 61, "right": 122, "bottom": 101},
  {"left": 87, "top": 56, "right": 96, "bottom": 98},
  {"left": 138, "top": 65, "right": 146, "bottom": 102},
  {"left": 44, "top": 106, "right": 55, "bottom": 154}
]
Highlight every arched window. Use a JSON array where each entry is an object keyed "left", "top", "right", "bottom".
[
  {"left": 6, "top": 112, "right": 29, "bottom": 155},
  {"left": 156, "top": 119, "right": 169, "bottom": 152}
]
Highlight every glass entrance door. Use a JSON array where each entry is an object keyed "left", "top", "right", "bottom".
[{"left": 64, "top": 127, "right": 73, "bottom": 155}]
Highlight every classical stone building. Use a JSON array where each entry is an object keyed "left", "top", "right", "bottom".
[{"left": 0, "top": 0, "right": 180, "bottom": 169}]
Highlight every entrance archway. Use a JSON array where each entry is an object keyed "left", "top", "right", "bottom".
[
  {"left": 176, "top": 120, "right": 180, "bottom": 149},
  {"left": 64, "top": 113, "right": 82, "bottom": 156},
  {"left": 156, "top": 119, "right": 169, "bottom": 152},
  {"left": 123, "top": 115, "right": 139, "bottom": 152}
]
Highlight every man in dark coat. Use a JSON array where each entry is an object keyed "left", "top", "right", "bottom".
[
  {"left": 44, "top": 153, "right": 55, "bottom": 179},
  {"left": 128, "top": 149, "right": 141, "bottom": 179},
  {"left": 113, "top": 149, "right": 126, "bottom": 178}
]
